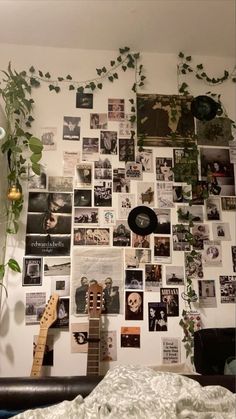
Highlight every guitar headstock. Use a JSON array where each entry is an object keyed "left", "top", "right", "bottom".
[
  {"left": 40, "top": 294, "right": 59, "bottom": 328},
  {"left": 86, "top": 283, "right": 103, "bottom": 318}
]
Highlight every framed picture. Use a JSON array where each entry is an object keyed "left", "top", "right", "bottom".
[{"left": 76, "top": 93, "right": 93, "bottom": 109}]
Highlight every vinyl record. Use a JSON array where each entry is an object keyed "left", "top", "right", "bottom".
[
  {"left": 190, "top": 95, "right": 219, "bottom": 121},
  {"left": 128, "top": 206, "right": 157, "bottom": 236}
]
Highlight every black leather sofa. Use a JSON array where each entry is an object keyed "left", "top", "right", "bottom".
[{"left": 0, "top": 327, "right": 235, "bottom": 415}]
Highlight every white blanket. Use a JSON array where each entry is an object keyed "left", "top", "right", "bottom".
[{"left": 13, "top": 365, "right": 236, "bottom": 419}]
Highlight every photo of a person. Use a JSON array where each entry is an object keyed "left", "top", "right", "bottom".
[
  {"left": 63, "top": 116, "right": 81, "bottom": 140},
  {"left": 75, "top": 276, "right": 89, "bottom": 314},
  {"left": 103, "top": 277, "right": 120, "bottom": 314}
]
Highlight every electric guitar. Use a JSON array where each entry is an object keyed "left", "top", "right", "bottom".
[
  {"left": 86, "top": 283, "right": 103, "bottom": 376},
  {"left": 30, "top": 293, "right": 59, "bottom": 377}
]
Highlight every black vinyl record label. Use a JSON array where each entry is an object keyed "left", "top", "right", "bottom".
[{"left": 128, "top": 206, "right": 157, "bottom": 236}]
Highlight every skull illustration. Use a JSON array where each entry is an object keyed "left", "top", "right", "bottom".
[{"left": 127, "top": 292, "right": 142, "bottom": 313}]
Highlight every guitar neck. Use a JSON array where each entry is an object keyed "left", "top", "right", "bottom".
[
  {"left": 30, "top": 327, "right": 48, "bottom": 377},
  {"left": 87, "top": 318, "right": 100, "bottom": 376}
]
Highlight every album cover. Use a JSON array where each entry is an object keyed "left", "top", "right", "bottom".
[
  {"left": 160, "top": 288, "right": 179, "bottom": 317},
  {"left": 63, "top": 116, "right": 80, "bottom": 141}
]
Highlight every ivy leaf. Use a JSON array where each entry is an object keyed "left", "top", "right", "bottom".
[
  {"left": 196, "top": 64, "right": 203, "bottom": 70},
  {"left": 58, "top": 77, "right": 64, "bottom": 81},
  {"left": 129, "top": 115, "right": 136, "bottom": 123},
  {"left": 132, "top": 83, "right": 137, "bottom": 92},
  {"left": 38, "top": 70, "right": 43, "bottom": 77},
  {"left": 113, "top": 73, "right": 118, "bottom": 79},
  {"left": 129, "top": 99, "right": 134, "bottom": 104},
  {"left": 96, "top": 68, "right": 102, "bottom": 75},
  {"left": 97, "top": 83, "right": 103, "bottom": 89},
  {"left": 28, "top": 137, "right": 43, "bottom": 154},
  {"left": 77, "top": 86, "right": 84, "bottom": 93},
  {"left": 122, "top": 65, "right": 127, "bottom": 71},
  {"left": 102, "top": 66, "right": 107, "bottom": 73},
  {"left": 89, "top": 82, "right": 96, "bottom": 90},
  {"left": 54, "top": 86, "right": 60, "bottom": 93},
  {"left": 117, "top": 56, "right": 122, "bottom": 62},
  {"left": 178, "top": 52, "right": 185, "bottom": 58},
  {"left": 0, "top": 264, "right": 5, "bottom": 280},
  {"left": 49, "top": 84, "right": 55, "bottom": 91},
  {"left": 29, "top": 66, "right": 35, "bottom": 73},
  {"left": 186, "top": 56, "right": 192, "bottom": 61},
  {"left": 44, "top": 72, "right": 51, "bottom": 79},
  {"left": 31, "top": 162, "right": 41, "bottom": 175},
  {"left": 110, "top": 60, "right": 115, "bottom": 66},
  {"left": 30, "top": 78, "right": 40, "bottom": 87},
  {"left": 8, "top": 259, "right": 21, "bottom": 273},
  {"left": 69, "top": 84, "right": 75, "bottom": 90},
  {"left": 133, "top": 53, "right": 140, "bottom": 59},
  {"left": 30, "top": 152, "right": 42, "bottom": 163},
  {"left": 66, "top": 74, "right": 72, "bottom": 80},
  {"left": 108, "top": 76, "right": 114, "bottom": 82}
]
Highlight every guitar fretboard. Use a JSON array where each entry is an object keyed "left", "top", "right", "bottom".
[
  {"left": 87, "top": 318, "right": 100, "bottom": 376},
  {"left": 30, "top": 328, "right": 48, "bottom": 377}
]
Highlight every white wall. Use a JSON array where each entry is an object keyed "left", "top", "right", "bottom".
[{"left": 0, "top": 43, "right": 235, "bottom": 377}]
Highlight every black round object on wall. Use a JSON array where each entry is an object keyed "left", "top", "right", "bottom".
[
  {"left": 128, "top": 206, "right": 157, "bottom": 236},
  {"left": 190, "top": 95, "right": 219, "bottom": 121}
]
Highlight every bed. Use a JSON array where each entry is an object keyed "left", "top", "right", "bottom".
[{"left": 0, "top": 327, "right": 235, "bottom": 418}]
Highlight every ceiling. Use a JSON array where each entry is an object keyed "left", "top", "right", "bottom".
[{"left": 0, "top": 0, "right": 235, "bottom": 57}]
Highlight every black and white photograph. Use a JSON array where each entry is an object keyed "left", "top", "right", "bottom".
[
  {"left": 125, "top": 248, "right": 151, "bottom": 268},
  {"left": 154, "top": 236, "right": 171, "bottom": 263},
  {"left": 50, "top": 275, "right": 70, "bottom": 297},
  {"left": 120, "top": 327, "right": 140, "bottom": 348},
  {"left": 148, "top": 303, "right": 167, "bottom": 331},
  {"left": 132, "top": 234, "right": 150, "bottom": 249},
  {"left": 94, "top": 180, "right": 112, "bottom": 206},
  {"left": 153, "top": 209, "right": 171, "bottom": 234},
  {"left": 26, "top": 213, "right": 72, "bottom": 235},
  {"left": 108, "top": 98, "right": 125, "bottom": 121},
  {"left": 90, "top": 113, "right": 107, "bottom": 129},
  {"left": 76, "top": 92, "right": 93, "bottom": 109},
  {"left": 177, "top": 205, "right": 204, "bottom": 223},
  {"left": 72, "top": 248, "right": 123, "bottom": 316},
  {"left": 74, "top": 228, "right": 110, "bottom": 246},
  {"left": 25, "top": 234, "right": 71, "bottom": 257},
  {"left": 125, "top": 291, "right": 143, "bottom": 320},
  {"left": 74, "top": 208, "right": 99, "bottom": 224},
  {"left": 28, "top": 165, "right": 47, "bottom": 190},
  {"left": 44, "top": 257, "right": 71, "bottom": 276},
  {"left": 113, "top": 221, "right": 131, "bottom": 247},
  {"left": 196, "top": 117, "right": 233, "bottom": 147},
  {"left": 137, "top": 94, "right": 194, "bottom": 147},
  {"left": 22, "top": 257, "right": 42, "bottom": 286},
  {"left": 125, "top": 162, "right": 143, "bottom": 180},
  {"left": 119, "top": 138, "right": 135, "bottom": 162},
  {"left": 25, "top": 292, "right": 46, "bottom": 325},
  {"left": 94, "top": 158, "right": 112, "bottom": 180},
  {"left": 205, "top": 197, "right": 221, "bottom": 221},
  {"left": 173, "top": 185, "right": 191, "bottom": 203},
  {"left": 232, "top": 246, "right": 236, "bottom": 273},
  {"left": 100, "top": 130, "right": 117, "bottom": 154},
  {"left": 71, "top": 323, "right": 88, "bottom": 353},
  {"left": 221, "top": 197, "right": 236, "bottom": 211},
  {"left": 100, "top": 331, "right": 117, "bottom": 361},
  {"left": 172, "top": 224, "right": 191, "bottom": 251},
  {"left": 156, "top": 182, "right": 174, "bottom": 208},
  {"left": 137, "top": 182, "right": 155, "bottom": 206},
  {"left": 156, "top": 157, "right": 173, "bottom": 182},
  {"left": 51, "top": 297, "right": 70, "bottom": 329},
  {"left": 166, "top": 266, "right": 184, "bottom": 285},
  {"left": 202, "top": 241, "right": 222, "bottom": 267},
  {"left": 161, "top": 288, "right": 179, "bottom": 317},
  {"left": 192, "top": 224, "right": 210, "bottom": 250},
  {"left": 63, "top": 151, "right": 79, "bottom": 177},
  {"left": 185, "top": 251, "right": 204, "bottom": 279},
  {"left": 40, "top": 127, "right": 57, "bottom": 150},
  {"left": 219, "top": 276, "right": 236, "bottom": 303},
  {"left": 125, "top": 269, "right": 143, "bottom": 290},
  {"left": 82, "top": 137, "right": 99, "bottom": 161},
  {"left": 63, "top": 116, "right": 81, "bottom": 140},
  {"left": 212, "top": 222, "right": 231, "bottom": 241},
  {"left": 48, "top": 176, "right": 73, "bottom": 192},
  {"left": 75, "top": 163, "right": 92, "bottom": 187},
  {"left": 145, "top": 264, "right": 162, "bottom": 291},
  {"left": 191, "top": 181, "right": 208, "bottom": 205},
  {"left": 113, "top": 168, "right": 130, "bottom": 193},
  {"left": 118, "top": 193, "right": 135, "bottom": 219},
  {"left": 28, "top": 192, "right": 72, "bottom": 214},
  {"left": 74, "top": 189, "right": 92, "bottom": 207},
  {"left": 119, "top": 114, "right": 134, "bottom": 137},
  {"left": 200, "top": 147, "right": 235, "bottom": 196},
  {"left": 198, "top": 280, "right": 217, "bottom": 308},
  {"left": 135, "top": 148, "right": 153, "bottom": 173}
]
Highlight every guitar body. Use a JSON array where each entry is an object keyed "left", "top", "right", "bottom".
[
  {"left": 30, "top": 294, "right": 59, "bottom": 377},
  {"left": 86, "top": 283, "right": 103, "bottom": 376}
]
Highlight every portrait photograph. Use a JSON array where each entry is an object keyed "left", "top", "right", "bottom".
[
  {"left": 63, "top": 116, "right": 81, "bottom": 141},
  {"left": 108, "top": 98, "right": 125, "bottom": 121},
  {"left": 100, "top": 130, "right": 117, "bottom": 155},
  {"left": 90, "top": 113, "right": 107, "bottom": 129},
  {"left": 145, "top": 264, "right": 162, "bottom": 291},
  {"left": 113, "top": 168, "right": 130, "bottom": 193}
]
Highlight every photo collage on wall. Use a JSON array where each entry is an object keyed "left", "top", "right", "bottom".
[{"left": 23, "top": 91, "right": 235, "bottom": 362}]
